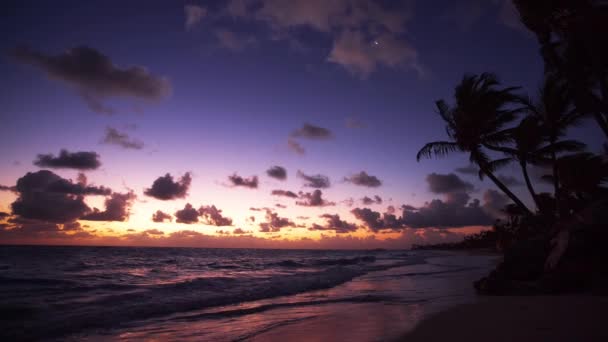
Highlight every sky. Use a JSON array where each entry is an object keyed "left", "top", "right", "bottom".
[{"left": 0, "top": 0, "right": 605, "bottom": 249}]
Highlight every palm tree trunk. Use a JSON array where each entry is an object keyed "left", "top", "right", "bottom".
[
  {"left": 479, "top": 164, "right": 533, "bottom": 216},
  {"left": 520, "top": 161, "right": 540, "bottom": 211},
  {"left": 550, "top": 141, "right": 561, "bottom": 218}
]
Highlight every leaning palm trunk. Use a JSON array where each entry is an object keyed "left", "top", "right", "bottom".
[
  {"left": 479, "top": 163, "right": 533, "bottom": 216},
  {"left": 520, "top": 161, "right": 540, "bottom": 210},
  {"left": 550, "top": 146, "right": 561, "bottom": 218}
]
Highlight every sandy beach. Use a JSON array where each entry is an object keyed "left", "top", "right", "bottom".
[{"left": 400, "top": 295, "right": 608, "bottom": 342}]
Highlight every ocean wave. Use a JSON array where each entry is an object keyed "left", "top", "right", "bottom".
[{"left": 1, "top": 266, "right": 375, "bottom": 340}]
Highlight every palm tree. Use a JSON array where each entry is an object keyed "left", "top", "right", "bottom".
[
  {"left": 486, "top": 116, "right": 584, "bottom": 212},
  {"left": 513, "top": 0, "right": 608, "bottom": 138},
  {"left": 521, "top": 75, "right": 586, "bottom": 215},
  {"left": 417, "top": 73, "right": 533, "bottom": 215}
]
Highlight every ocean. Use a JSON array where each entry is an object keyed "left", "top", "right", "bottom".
[{"left": 0, "top": 246, "right": 497, "bottom": 341}]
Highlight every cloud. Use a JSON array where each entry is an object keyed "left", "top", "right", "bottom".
[
  {"left": 144, "top": 172, "right": 192, "bottom": 200},
  {"left": 0, "top": 212, "right": 10, "bottom": 219},
  {"left": 266, "top": 166, "right": 287, "bottom": 180},
  {"left": 287, "top": 139, "right": 305, "bottom": 155},
  {"left": 426, "top": 173, "right": 474, "bottom": 194},
  {"left": 80, "top": 191, "right": 136, "bottom": 222},
  {"left": 0, "top": 185, "right": 16, "bottom": 192},
  {"left": 214, "top": 29, "right": 257, "bottom": 51},
  {"left": 455, "top": 164, "right": 479, "bottom": 175},
  {"left": 152, "top": 210, "right": 172, "bottom": 222},
  {"left": 185, "top": 4, "right": 207, "bottom": 30},
  {"left": 345, "top": 171, "right": 382, "bottom": 187},
  {"left": 11, "top": 46, "right": 171, "bottom": 113},
  {"left": 361, "top": 195, "right": 382, "bottom": 205},
  {"left": 227, "top": 173, "right": 259, "bottom": 189},
  {"left": 175, "top": 203, "right": 199, "bottom": 224},
  {"left": 297, "top": 170, "right": 330, "bottom": 188},
  {"left": 296, "top": 189, "right": 335, "bottom": 207},
  {"left": 400, "top": 195, "right": 494, "bottom": 229},
  {"left": 351, "top": 207, "right": 401, "bottom": 232},
  {"left": 143, "top": 229, "right": 164, "bottom": 235},
  {"left": 291, "top": 123, "right": 332, "bottom": 139},
  {"left": 233, "top": 228, "right": 251, "bottom": 235},
  {"left": 10, "top": 170, "right": 111, "bottom": 223},
  {"left": 222, "top": 0, "right": 418, "bottom": 78},
  {"left": 259, "top": 208, "right": 294, "bottom": 232},
  {"left": 102, "top": 127, "right": 144, "bottom": 149},
  {"left": 33, "top": 149, "right": 101, "bottom": 170},
  {"left": 271, "top": 189, "right": 298, "bottom": 198},
  {"left": 310, "top": 213, "right": 357, "bottom": 234},
  {"left": 198, "top": 205, "right": 233, "bottom": 226},
  {"left": 328, "top": 30, "right": 419, "bottom": 78}
]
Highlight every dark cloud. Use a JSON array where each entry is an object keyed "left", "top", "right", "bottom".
[
  {"left": 102, "top": 127, "right": 144, "bottom": 149},
  {"left": 11, "top": 46, "right": 171, "bottom": 113},
  {"left": 228, "top": 173, "right": 259, "bottom": 189},
  {"left": 152, "top": 210, "right": 172, "bottom": 222},
  {"left": 259, "top": 209, "right": 294, "bottom": 232},
  {"left": 10, "top": 170, "right": 111, "bottom": 223},
  {"left": 345, "top": 171, "right": 382, "bottom": 187},
  {"left": 291, "top": 123, "right": 332, "bottom": 139},
  {"left": 144, "top": 172, "right": 192, "bottom": 200},
  {"left": 143, "top": 228, "right": 164, "bottom": 235},
  {"left": 310, "top": 214, "right": 358, "bottom": 234},
  {"left": 297, "top": 170, "right": 330, "bottom": 188},
  {"left": 361, "top": 195, "right": 382, "bottom": 205},
  {"left": 62, "top": 221, "right": 81, "bottom": 231},
  {"left": 198, "top": 205, "right": 233, "bottom": 226},
  {"left": 351, "top": 207, "right": 401, "bottom": 232},
  {"left": 223, "top": 0, "right": 419, "bottom": 78},
  {"left": 271, "top": 189, "right": 298, "bottom": 198},
  {"left": 386, "top": 205, "right": 396, "bottom": 214},
  {"left": 275, "top": 203, "right": 287, "bottom": 208},
  {"left": 175, "top": 203, "right": 199, "bottom": 224},
  {"left": 455, "top": 164, "right": 479, "bottom": 175},
  {"left": 296, "top": 189, "right": 335, "bottom": 207},
  {"left": 400, "top": 196, "right": 492, "bottom": 229},
  {"left": 33, "top": 149, "right": 101, "bottom": 170},
  {"left": 426, "top": 173, "right": 474, "bottom": 194},
  {"left": 0, "top": 185, "right": 16, "bottom": 192},
  {"left": 233, "top": 228, "right": 251, "bottom": 235},
  {"left": 287, "top": 139, "right": 305, "bottom": 155},
  {"left": 0, "top": 212, "right": 10, "bottom": 219},
  {"left": 80, "top": 191, "right": 136, "bottom": 222},
  {"left": 266, "top": 166, "right": 287, "bottom": 180},
  {"left": 185, "top": 4, "right": 207, "bottom": 30}
]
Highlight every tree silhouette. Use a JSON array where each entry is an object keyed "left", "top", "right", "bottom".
[{"left": 417, "top": 73, "right": 532, "bottom": 215}]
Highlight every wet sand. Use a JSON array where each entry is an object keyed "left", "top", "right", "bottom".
[{"left": 399, "top": 295, "right": 608, "bottom": 342}]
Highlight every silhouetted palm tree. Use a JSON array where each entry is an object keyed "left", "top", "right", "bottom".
[
  {"left": 513, "top": 0, "right": 608, "bottom": 138},
  {"left": 487, "top": 116, "right": 584, "bottom": 212},
  {"left": 520, "top": 75, "right": 586, "bottom": 216},
  {"left": 417, "top": 73, "right": 532, "bottom": 215}
]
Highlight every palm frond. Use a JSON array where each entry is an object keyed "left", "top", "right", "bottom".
[
  {"left": 416, "top": 141, "right": 460, "bottom": 161},
  {"left": 536, "top": 140, "right": 586, "bottom": 155},
  {"left": 486, "top": 157, "right": 512, "bottom": 174}
]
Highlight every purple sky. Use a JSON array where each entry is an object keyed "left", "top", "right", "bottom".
[{"left": 0, "top": 0, "right": 604, "bottom": 248}]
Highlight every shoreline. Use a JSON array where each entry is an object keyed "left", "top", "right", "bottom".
[{"left": 398, "top": 294, "right": 608, "bottom": 341}]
